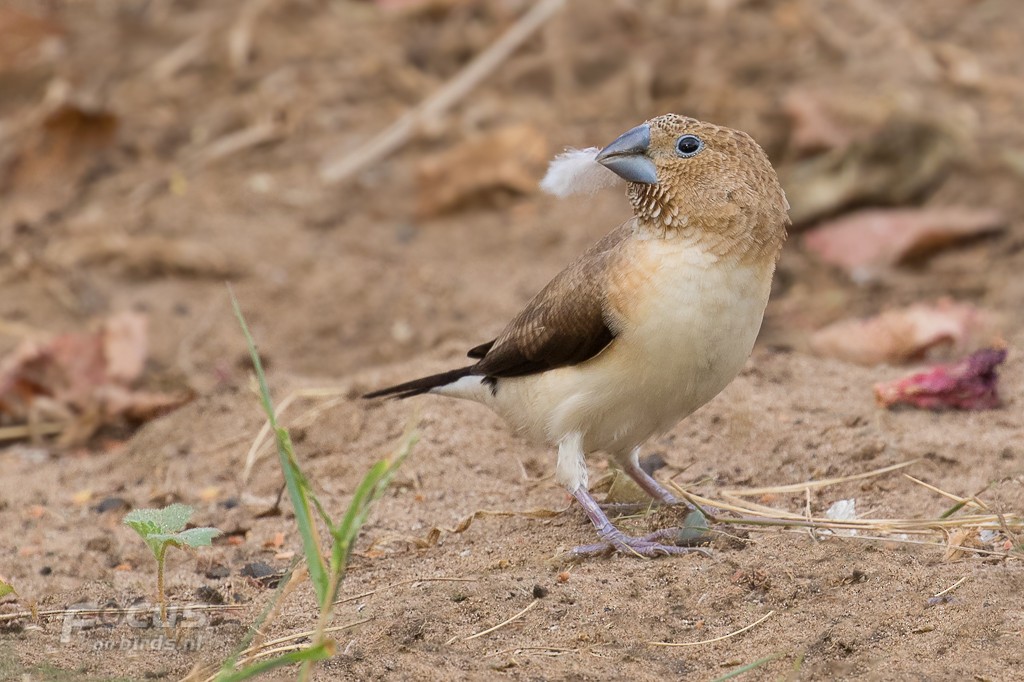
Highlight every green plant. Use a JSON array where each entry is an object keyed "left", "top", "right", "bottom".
[
  {"left": 210, "top": 290, "right": 413, "bottom": 681},
  {"left": 0, "top": 578, "right": 15, "bottom": 600},
  {"left": 123, "top": 503, "right": 221, "bottom": 622}
]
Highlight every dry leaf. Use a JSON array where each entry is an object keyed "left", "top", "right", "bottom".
[
  {"left": 0, "top": 312, "right": 191, "bottom": 444},
  {"left": 1, "top": 102, "right": 118, "bottom": 228},
  {"left": 874, "top": 348, "right": 1006, "bottom": 411},
  {"left": 0, "top": 8, "right": 64, "bottom": 74},
  {"left": 416, "top": 124, "right": 548, "bottom": 217},
  {"left": 810, "top": 299, "right": 993, "bottom": 366},
  {"left": 783, "top": 116, "right": 959, "bottom": 227},
  {"left": 47, "top": 234, "right": 244, "bottom": 279},
  {"left": 803, "top": 207, "right": 1004, "bottom": 279}
]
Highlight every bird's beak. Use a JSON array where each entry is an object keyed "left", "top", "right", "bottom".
[{"left": 595, "top": 124, "right": 658, "bottom": 184}]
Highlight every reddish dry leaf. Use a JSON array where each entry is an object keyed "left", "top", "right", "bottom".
[
  {"left": 0, "top": 8, "right": 64, "bottom": 73},
  {"left": 803, "top": 207, "right": 1004, "bottom": 278},
  {"left": 874, "top": 348, "right": 1006, "bottom": 411},
  {"left": 810, "top": 299, "right": 992, "bottom": 366},
  {"left": 1, "top": 103, "right": 119, "bottom": 228},
  {"left": 0, "top": 312, "right": 190, "bottom": 444}
]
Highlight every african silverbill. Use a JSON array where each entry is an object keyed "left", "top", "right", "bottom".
[{"left": 366, "top": 114, "right": 790, "bottom": 557}]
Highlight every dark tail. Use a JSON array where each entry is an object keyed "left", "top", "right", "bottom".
[{"left": 363, "top": 366, "right": 478, "bottom": 400}]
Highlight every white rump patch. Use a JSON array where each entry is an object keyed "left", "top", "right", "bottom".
[{"left": 540, "top": 147, "right": 621, "bottom": 198}]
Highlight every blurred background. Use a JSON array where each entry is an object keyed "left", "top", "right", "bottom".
[
  {"left": 2, "top": 2, "right": 1024, "bottom": 677},
  {"left": 1, "top": 0, "right": 1021, "bottom": 394}
]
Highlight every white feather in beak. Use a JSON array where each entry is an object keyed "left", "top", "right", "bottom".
[{"left": 540, "top": 147, "right": 622, "bottom": 198}]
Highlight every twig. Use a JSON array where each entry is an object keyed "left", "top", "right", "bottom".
[
  {"left": 903, "top": 474, "right": 988, "bottom": 512},
  {"left": 228, "top": 0, "right": 273, "bottom": 70},
  {"left": 0, "top": 603, "right": 242, "bottom": 623},
  {"left": 318, "top": 0, "right": 566, "bottom": 184},
  {"left": 152, "top": 33, "right": 210, "bottom": 80},
  {"left": 189, "top": 119, "right": 284, "bottom": 169},
  {"left": 334, "top": 576, "right": 478, "bottom": 606},
  {"left": 649, "top": 610, "right": 775, "bottom": 647},
  {"left": 238, "top": 617, "right": 372, "bottom": 657},
  {"left": 242, "top": 386, "right": 351, "bottom": 482},
  {"left": 0, "top": 421, "right": 65, "bottom": 443},
  {"left": 447, "top": 600, "right": 539, "bottom": 645},
  {"left": 485, "top": 645, "right": 577, "bottom": 658},
  {"left": 932, "top": 576, "right": 968, "bottom": 599},
  {"left": 722, "top": 460, "right": 917, "bottom": 497},
  {"left": 195, "top": 618, "right": 370, "bottom": 682}
]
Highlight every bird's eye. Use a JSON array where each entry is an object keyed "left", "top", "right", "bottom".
[{"left": 675, "top": 134, "right": 704, "bottom": 158}]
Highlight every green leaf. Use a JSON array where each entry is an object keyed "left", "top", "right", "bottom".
[
  {"left": 176, "top": 527, "right": 222, "bottom": 547},
  {"left": 214, "top": 641, "right": 334, "bottom": 682},
  {"left": 231, "top": 290, "right": 330, "bottom": 606},
  {"left": 124, "top": 503, "right": 194, "bottom": 534},
  {"left": 0, "top": 578, "right": 16, "bottom": 599},
  {"left": 124, "top": 505, "right": 221, "bottom": 560},
  {"left": 709, "top": 653, "right": 785, "bottom": 682}
]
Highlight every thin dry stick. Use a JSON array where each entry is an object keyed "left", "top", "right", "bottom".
[
  {"left": 902, "top": 474, "right": 988, "bottom": 511},
  {"left": 932, "top": 576, "right": 969, "bottom": 599},
  {"left": 723, "top": 461, "right": 917, "bottom": 497},
  {"left": 0, "top": 421, "right": 65, "bottom": 443},
  {"left": 485, "top": 646, "right": 578, "bottom": 658},
  {"left": 0, "top": 603, "right": 242, "bottom": 623},
  {"left": 447, "top": 600, "right": 539, "bottom": 645},
  {"left": 319, "top": 0, "right": 566, "bottom": 184},
  {"left": 334, "top": 576, "right": 478, "bottom": 606},
  {"left": 189, "top": 119, "right": 284, "bottom": 169},
  {"left": 239, "top": 617, "right": 373, "bottom": 657},
  {"left": 649, "top": 610, "right": 776, "bottom": 647},
  {"left": 242, "top": 386, "right": 350, "bottom": 481},
  {"left": 196, "top": 618, "right": 372, "bottom": 682}
]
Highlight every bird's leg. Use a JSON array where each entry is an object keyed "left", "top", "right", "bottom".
[
  {"left": 617, "top": 448, "right": 724, "bottom": 524},
  {"left": 569, "top": 485, "right": 711, "bottom": 559},
  {"left": 620, "top": 447, "right": 680, "bottom": 505},
  {"left": 598, "top": 448, "right": 682, "bottom": 515},
  {"left": 557, "top": 434, "right": 709, "bottom": 559}
]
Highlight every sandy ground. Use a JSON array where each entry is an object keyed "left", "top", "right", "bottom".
[{"left": 1, "top": 1, "right": 1023, "bottom": 680}]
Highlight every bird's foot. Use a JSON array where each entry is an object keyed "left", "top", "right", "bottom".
[
  {"left": 571, "top": 527, "right": 712, "bottom": 559},
  {"left": 598, "top": 501, "right": 659, "bottom": 515}
]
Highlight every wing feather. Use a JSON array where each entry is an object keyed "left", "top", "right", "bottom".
[{"left": 470, "top": 222, "right": 632, "bottom": 380}]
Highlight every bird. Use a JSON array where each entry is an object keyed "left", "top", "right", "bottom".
[{"left": 365, "top": 114, "right": 790, "bottom": 558}]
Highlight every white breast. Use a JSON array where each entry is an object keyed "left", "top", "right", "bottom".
[{"left": 484, "top": 239, "right": 773, "bottom": 456}]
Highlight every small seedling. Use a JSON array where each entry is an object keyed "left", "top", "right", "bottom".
[
  {"left": 123, "top": 503, "right": 221, "bottom": 622},
  {"left": 0, "top": 578, "right": 16, "bottom": 599}
]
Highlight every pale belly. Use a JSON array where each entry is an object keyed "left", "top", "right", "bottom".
[{"left": 487, "top": 254, "right": 772, "bottom": 455}]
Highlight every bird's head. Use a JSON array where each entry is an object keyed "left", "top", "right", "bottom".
[{"left": 596, "top": 114, "right": 789, "bottom": 251}]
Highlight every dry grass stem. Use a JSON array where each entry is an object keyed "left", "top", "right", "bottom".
[
  {"left": 667, "top": 462, "right": 1021, "bottom": 562},
  {"left": 649, "top": 610, "right": 776, "bottom": 647},
  {"left": 932, "top": 576, "right": 969, "bottom": 598},
  {"left": 447, "top": 600, "right": 540, "bottom": 645},
  {"left": 334, "top": 576, "right": 478, "bottom": 606},
  {"left": 319, "top": 0, "right": 566, "bottom": 184},
  {"left": 242, "top": 386, "right": 350, "bottom": 481}
]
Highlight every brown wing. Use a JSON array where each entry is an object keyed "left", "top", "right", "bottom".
[{"left": 470, "top": 222, "right": 632, "bottom": 380}]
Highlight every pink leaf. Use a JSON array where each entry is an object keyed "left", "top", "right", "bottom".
[
  {"left": 803, "top": 208, "right": 1004, "bottom": 279},
  {"left": 810, "top": 299, "right": 992, "bottom": 366},
  {"left": 874, "top": 348, "right": 1007, "bottom": 411}
]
